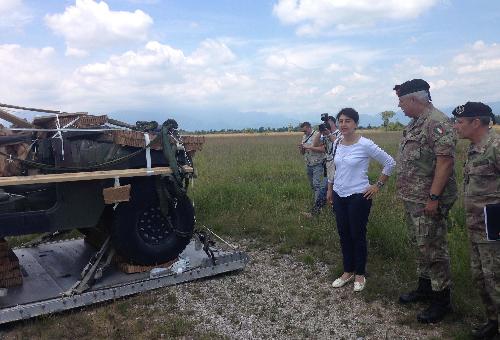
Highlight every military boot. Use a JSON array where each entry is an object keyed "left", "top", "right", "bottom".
[
  {"left": 471, "top": 319, "right": 498, "bottom": 339},
  {"left": 417, "top": 287, "right": 452, "bottom": 324},
  {"left": 399, "top": 277, "right": 432, "bottom": 304}
]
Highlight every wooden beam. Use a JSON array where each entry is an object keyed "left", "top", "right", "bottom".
[
  {"left": 0, "top": 166, "right": 193, "bottom": 186},
  {"left": 0, "top": 109, "right": 35, "bottom": 128}
]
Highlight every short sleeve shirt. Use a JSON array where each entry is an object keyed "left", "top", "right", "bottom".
[{"left": 396, "top": 106, "right": 458, "bottom": 204}]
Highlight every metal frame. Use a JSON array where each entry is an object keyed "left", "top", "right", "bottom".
[{"left": 0, "top": 239, "right": 249, "bottom": 324}]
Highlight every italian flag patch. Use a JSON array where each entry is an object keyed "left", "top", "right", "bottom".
[{"left": 434, "top": 126, "right": 444, "bottom": 135}]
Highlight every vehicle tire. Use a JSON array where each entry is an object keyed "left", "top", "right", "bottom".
[{"left": 110, "top": 177, "right": 195, "bottom": 265}]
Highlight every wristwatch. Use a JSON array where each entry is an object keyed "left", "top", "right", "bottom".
[
  {"left": 429, "top": 193, "right": 440, "bottom": 201},
  {"left": 376, "top": 181, "right": 385, "bottom": 189}
]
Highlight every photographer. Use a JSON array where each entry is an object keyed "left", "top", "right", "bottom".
[
  {"left": 299, "top": 122, "right": 326, "bottom": 216},
  {"left": 311, "top": 114, "right": 341, "bottom": 206}
]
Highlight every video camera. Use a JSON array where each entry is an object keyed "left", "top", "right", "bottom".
[
  {"left": 320, "top": 113, "right": 329, "bottom": 123},
  {"left": 319, "top": 123, "right": 330, "bottom": 132}
]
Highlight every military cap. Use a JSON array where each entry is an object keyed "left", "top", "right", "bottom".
[
  {"left": 452, "top": 101, "right": 492, "bottom": 118},
  {"left": 394, "top": 79, "right": 431, "bottom": 100}
]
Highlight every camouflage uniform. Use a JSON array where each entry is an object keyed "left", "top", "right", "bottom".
[
  {"left": 463, "top": 129, "right": 500, "bottom": 325},
  {"left": 325, "top": 129, "right": 341, "bottom": 183},
  {"left": 302, "top": 130, "right": 326, "bottom": 207},
  {"left": 396, "top": 106, "right": 457, "bottom": 291}
]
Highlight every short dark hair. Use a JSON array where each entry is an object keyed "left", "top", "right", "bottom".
[
  {"left": 465, "top": 116, "right": 492, "bottom": 126},
  {"left": 300, "top": 121, "right": 311, "bottom": 128},
  {"left": 328, "top": 116, "right": 336, "bottom": 124},
  {"left": 336, "top": 108, "right": 359, "bottom": 124}
]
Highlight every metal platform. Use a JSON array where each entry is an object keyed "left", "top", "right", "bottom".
[{"left": 0, "top": 239, "right": 249, "bottom": 324}]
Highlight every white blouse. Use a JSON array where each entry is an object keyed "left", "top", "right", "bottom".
[{"left": 332, "top": 136, "right": 395, "bottom": 197}]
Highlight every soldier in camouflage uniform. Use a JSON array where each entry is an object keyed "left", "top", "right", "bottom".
[
  {"left": 394, "top": 79, "right": 457, "bottom": 324},
  {"left": 452, "top": 102, "right": 500, "bottom": 339}
]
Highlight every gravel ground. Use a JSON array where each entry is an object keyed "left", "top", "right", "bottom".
[{"left": 154, "top": 240, "right": 446, "bottom": 339}]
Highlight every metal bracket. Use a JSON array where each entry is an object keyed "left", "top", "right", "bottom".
[{"left": 194, "top": 229, "right": 216, "bottom": 265}]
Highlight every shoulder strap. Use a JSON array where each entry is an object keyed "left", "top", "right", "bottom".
[
  {"left": 303, "top": 130, "right": 316, "bottom": 144},
  {"left": 332, "top": 137, "right": 342, "bottom": 160}
]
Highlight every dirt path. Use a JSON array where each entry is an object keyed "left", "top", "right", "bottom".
[{"left": 159, "top": 241, "right": 446, "bottom": 339}]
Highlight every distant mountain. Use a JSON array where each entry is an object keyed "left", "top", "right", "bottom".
[
  {"left": 110, "top": 101, "right": 500, "bottom": 132},
  {"left": 110, "top": 109, "right": 302, "bottom": 132}
]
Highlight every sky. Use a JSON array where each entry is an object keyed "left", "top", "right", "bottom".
[{"left": 1, "top": 0, "right": 500, "bottom": 130}]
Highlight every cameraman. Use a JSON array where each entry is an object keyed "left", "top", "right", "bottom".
[
  {"left": 299, "top": 122, "right": 326, "bottom": 216},
  {"left": 313, "top": 115, "right": 341, "bottom": 204}
]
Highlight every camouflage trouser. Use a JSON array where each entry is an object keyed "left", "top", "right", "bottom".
[
  {"left": 403, "top": 200, "right": 452, "bottom": 291},
  {"left": 306, "top": 163, "right": 325, "bottom": 210},
  {"left": 469, "top": 229, "right": 500, "bottom": 325}
]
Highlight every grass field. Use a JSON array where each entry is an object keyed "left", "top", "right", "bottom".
[
  {"left": 2, "top": 129, "right": 488, "bottom": 338},
  {"left": 189, "top": 130, "right": 480, "bottom": 338}
]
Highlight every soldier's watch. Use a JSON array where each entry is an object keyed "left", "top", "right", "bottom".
[{"left": 429, "top": 193, "right": 440, "bottom": 201}]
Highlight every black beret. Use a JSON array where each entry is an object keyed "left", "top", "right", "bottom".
[
  {"left": 394, "top": 79, "right": 431, "bottom": 99},
  {"left": 452, "top": 102, "right": 493, "bottom": 118}
]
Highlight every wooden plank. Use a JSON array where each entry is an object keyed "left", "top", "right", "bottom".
[
  {"left": 0, "top": 166, "right": 193, "bottom": 186},
  {"left": 0, "top": 109, "right": 34, "bottom": 128}
]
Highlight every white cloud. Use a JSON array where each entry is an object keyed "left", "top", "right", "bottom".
[
  {"left": 45, "top": 0, "right": 153, "bottom": 56},
  {"left": 453, "top": 41, "right": 500, "bottom": 74},
  {"left": 0, "top": 0, "right": 32, "bottom": 29},
  {"left": 391, "top": 41, "right": 500, "bottom": 107},
  {"left": 341, "top": 72, "right": 372, "bottom": 83},
  {"left": 0, "top": 44, "right": 61, "bottom": 106},
  {"left": 66, "top": 47, "right": 89, "bottom": 58},
  {"left": 186, "top": 39, "right": 236, "bottom": 66},
  {"left": 327, "top": 85, "right": 345, "bottom": 96},
  {"left": 0, "top": 0, "right": 22, "bottom": 13},
  {"left": 3, "top": 36, "right": 500, "bottom": 122},
  {"left": 273, "top": 0, "right": 439, "bottom": 36},
  {"left": 325, "top": 63, "right": 346, "bottom": 73}
]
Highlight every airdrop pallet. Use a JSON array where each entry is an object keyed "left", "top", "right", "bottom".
[{"left": 0, "top": 238, "right": 249, "bottom": 324}]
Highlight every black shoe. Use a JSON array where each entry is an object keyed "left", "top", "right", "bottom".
[
  {"left": 417, "top": 288, "right": 451, "bottom": 324},
  {"left": 471, "top": 320, "right": 499, "bottom": 339},
  {"left": 399, "top": 277, "right": 432, "bottom": 304}
]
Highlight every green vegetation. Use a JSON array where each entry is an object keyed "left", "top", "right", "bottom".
[
  {"left": 190, "top": 131, "right": 481, "bottom": 335},
  {"left": 379, "top": 110, "right": 396, "bottom": 131}
]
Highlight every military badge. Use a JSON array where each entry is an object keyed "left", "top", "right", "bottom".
[{"left": 434, "top": 125, "right": 444, "bottom": 135}]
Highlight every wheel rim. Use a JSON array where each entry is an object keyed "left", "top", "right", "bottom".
[{"left": 137, "top": 206, "right": 174, "bottom": 245}]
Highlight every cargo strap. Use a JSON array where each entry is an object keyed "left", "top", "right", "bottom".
[
  {"left": 144, "top": 133, "right": 152, "bottom": 175},
  {"left": 63, "top": 236, "right": 115, "bottom": 295}
]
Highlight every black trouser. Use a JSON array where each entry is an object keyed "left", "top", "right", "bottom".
[{"left": 333, "top": 192, "right": 372, "bottom": 275}]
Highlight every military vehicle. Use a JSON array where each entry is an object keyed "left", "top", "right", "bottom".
[{"left": 0, "top": 103, "right": 248, "bottom": 324}]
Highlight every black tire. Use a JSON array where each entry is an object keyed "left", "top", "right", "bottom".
[{"left": 110, "top": 177, "right": 195, "bottom": 265}]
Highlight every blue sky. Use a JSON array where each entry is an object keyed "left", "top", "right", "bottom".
[{"left": 1, "top": 0, "right": 500, "bottom": 129}]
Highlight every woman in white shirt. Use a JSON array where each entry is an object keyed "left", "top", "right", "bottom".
[{"left": 327, "top": 108, "right": 395, "bottom": 292}]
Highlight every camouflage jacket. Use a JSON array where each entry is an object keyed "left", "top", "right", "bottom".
[
  {"left": 464, "top": 129, "right": 500, "bottom": 236},
  {"left": 302, "top": 130, "right": 325, "bottom": 166},
  {"left": 396, "top": 106, "right": 458, "bottom": 204}
]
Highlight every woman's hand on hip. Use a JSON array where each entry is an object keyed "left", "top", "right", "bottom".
[
  {"left": 363, "top": 185, "right": 379, "bottom": 199},
  {"left": 327, "top": 186, "right": 333, "bottom": 205}
]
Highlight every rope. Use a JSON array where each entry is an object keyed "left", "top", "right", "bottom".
[{"left": 0, "top": 134, "right": 161, "bottom": 172}]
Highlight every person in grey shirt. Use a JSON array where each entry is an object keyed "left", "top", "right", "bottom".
[{"left": 299, "top": 121, "right": 326, "bottom": 216}]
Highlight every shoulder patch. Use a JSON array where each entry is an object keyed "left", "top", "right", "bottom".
[{"left": 434, "top": 125, "right": 445, "bottom": 135}]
